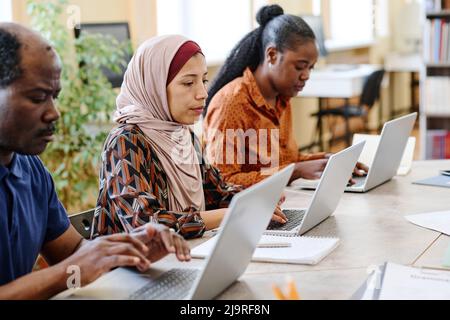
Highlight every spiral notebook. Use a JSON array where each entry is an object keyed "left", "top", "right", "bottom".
[
  {"left": 378, "top": 263, "right": 450, "bottom": 300},
  {"left": 191, "top": 235, "right": 340, "bottom": 265}
]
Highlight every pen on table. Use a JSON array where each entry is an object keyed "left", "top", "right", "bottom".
[
  {"left": 287, "top": 279, "right": 300, "bottom": 300},
  {"left": 272, "top": 284, "right": 286, "bottom": 300},
  {"left": 257, "top": 242, "right": 291, "bottom": 248},
  {"left": 208, "top": 228, "right": 221, "bottom": 238}
]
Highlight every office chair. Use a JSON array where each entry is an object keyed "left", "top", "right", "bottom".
[
  {"left": 69, "top": 209, "right": 95, "bottom": 240},
  {"left": 74, "top": 22, "right": 132, "bottom": 88},
  {"left": 311, "top": 69, "right": 386, "bottom": 148}
]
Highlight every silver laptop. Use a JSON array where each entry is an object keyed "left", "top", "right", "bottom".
[
  {"left": 54, "top": 164, "right": 294, "bottom": 301},
  {"left": 266, "top": 142, "right": 365, "bottom": 236},
  {"left": 345, "top": 113, "right": 417, "bottom": 193},
  {"left": 295, "top": 113, "right": 417, "bottom": 193}
]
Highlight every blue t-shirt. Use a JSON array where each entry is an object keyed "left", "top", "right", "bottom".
[{"left": 0, "top": 154, "right": 70, "bottom": 285}]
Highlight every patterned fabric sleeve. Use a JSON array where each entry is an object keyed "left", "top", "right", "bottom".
[
  {"left": 92, "top": 127, "right": 206, "bottom": 239},
  {"left": 202, "top": 163, "right": 244, "bottom": 210},
  {"left": 194, "top": 134, "right": 243, "bottom": 209}
]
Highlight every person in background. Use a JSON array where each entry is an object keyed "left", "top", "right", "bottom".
[
  {"left": 203, "top": 4, "right": 368, "bottom": 188},
  {"left": 93, "top": 35, "right": 288, "bottom": 240}
]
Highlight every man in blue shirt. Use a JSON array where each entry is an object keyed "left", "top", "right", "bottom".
[{"left": 0, "top": 23, "right": 191, "bottom": 299}]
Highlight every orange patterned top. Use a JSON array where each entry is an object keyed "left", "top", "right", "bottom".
[{"left": 203, "top": 68, "right": 325, "bottom": 188}]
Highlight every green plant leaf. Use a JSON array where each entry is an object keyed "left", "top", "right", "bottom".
[{"left": 27, "top": 0, "right": 129, "bottom": 212}]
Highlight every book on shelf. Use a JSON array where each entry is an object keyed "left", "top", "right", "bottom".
[
  {"left": 426, "top": 130, "right": 450, "bottom": 159},
  {"left": 425, "top": 19, "right": 450, "bottom": 64},
  {"left": 426, "top": 0, "right": 450, "bottom": 12},
  {"left": 425, "top": 77, "right": 450, "bottom": 114}
]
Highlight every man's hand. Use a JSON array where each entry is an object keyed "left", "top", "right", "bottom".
[
  {"left": 61, "top": 233, "right": 153, "bottom": 287},
  {"left": 62, "top": 223, "right": 191, "bottom": 288}
]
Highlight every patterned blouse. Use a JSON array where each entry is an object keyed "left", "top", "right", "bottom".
[{"left": 92, "top": 124, "right": 242, "bottom": 239}]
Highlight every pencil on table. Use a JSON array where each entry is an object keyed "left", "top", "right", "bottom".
[
  {"left": 288, "top": 280, "right": 300, "bottom": 300},
  {"left": 272, "top": 284, "right": 286, "bottom": 300}
]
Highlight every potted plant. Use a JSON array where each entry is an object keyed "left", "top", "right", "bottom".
[{"left": 27, "top": 0, "right": 131, "bottom": 212}]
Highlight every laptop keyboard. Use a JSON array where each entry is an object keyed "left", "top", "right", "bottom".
[
  {"left": 267, "top": 209, "right": 306, "bottom": 231},
  {"left": 129, "top": 268, "right": 199, "bottom": 300}
]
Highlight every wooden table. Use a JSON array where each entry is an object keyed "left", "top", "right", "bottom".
[
  {"left": 58, "top": 160, "right": 450, "bottom": 300},
  {"left": 183, "top": 160, "right": 449, "bottom": 299}
]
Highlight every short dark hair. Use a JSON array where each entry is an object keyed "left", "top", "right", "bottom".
[
  {"left": 0, "top": 28, "right": 23, "bottom": 88},
  {"left": 205, "top": 4, "right": 316, "bottom": 112}
]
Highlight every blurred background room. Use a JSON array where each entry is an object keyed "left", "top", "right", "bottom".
[{"left": 2, "top": 0, "right": 447, "bottom": 211}]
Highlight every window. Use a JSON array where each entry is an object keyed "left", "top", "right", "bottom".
[
  {"left": 315, "top": 0, "right": 375, "bottom": 50},
  {"left": 375, "top": 0, "right": 389, "bottom": 38},
  {"left": 328, "top": 0, "right": 374, "bottom": 48},
  {"left": 157, "top": 0, "right": 267, "bottom": 64},
  {"left": 0, "top": 0, "right": 13, "bottom": 22},
  {"left": 312, "top": 0, "right": 321, "bottom": 16}
]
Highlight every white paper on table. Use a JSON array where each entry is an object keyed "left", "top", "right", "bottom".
[
  {"left": 379, "top": 263, "right": 450, "bottom": 300},
  {"left": 361, "top": 273, "right": 380, "bottom": 300},
  {"left": 352, "top": 134, "right": 416, "bottom": 176},
  {"left": 405, "top": 210, "right": 450, "bottom": 236}
]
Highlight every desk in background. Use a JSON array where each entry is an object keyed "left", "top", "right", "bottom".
[
  {"left": 384, "top": 52, "right": 422, "bottom": 120},
  {"left": 298, "top": 64, "right": 382, "bottom": 151},
  {"left": 301, "top": 64, "right": 380, "bottom": 98}
]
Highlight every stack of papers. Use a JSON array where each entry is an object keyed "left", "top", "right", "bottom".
[
  {"left": 353, "top": 262, "right": 450, "bottom": 300},
  {"left": 379, "top": 263, "right": 450, "bottom": 300}
]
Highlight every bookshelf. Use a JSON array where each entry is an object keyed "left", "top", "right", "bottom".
[{"left": 422, "top": 0, "right": 450, "bottom": 159}]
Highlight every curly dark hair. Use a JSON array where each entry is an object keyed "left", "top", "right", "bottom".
[
  {"left": 0, "top": 28, "right": 22, "bottom": 88},
  {"left": 205, "top": 4, "right": 316, "bottom": 114}
]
